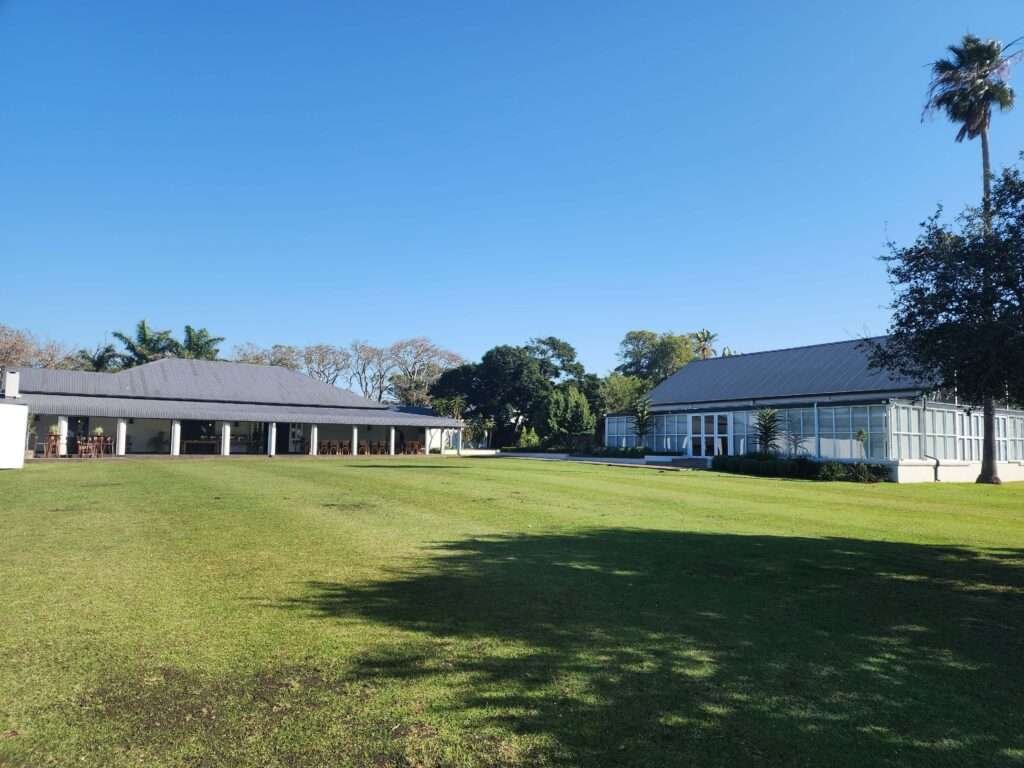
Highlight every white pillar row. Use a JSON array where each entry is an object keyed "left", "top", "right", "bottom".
[
  {"left": 170, "top": 420, "right": 181, "bottom": 456},
  {"left": 351, "top": 425, "right": 358, "bottom": 456},
  {"left": 389, "top": 426, "right": 396, "bottom": 456},
  {"left": 115, "top": 418, "right": 127, "bottom": 456},
  {"left": 267, "top": 422, "right": 277, "bottom": 456},
  {"left": 57, "top": 415, "right": 69, "bottom": 456},
  {"left": 309, "top": 424, "right": 318, "bottom": 456},
  {"left": 220, "top": 421, "right": 231, "bottom": 456}
]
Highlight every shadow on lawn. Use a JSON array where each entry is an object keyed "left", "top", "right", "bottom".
[{"left": 281, "top": 529, "right": 1024, "bottom": 767}]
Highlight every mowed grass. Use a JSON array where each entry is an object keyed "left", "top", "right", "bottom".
[{"left": 1, "top": 457, "right": 1023, "bottom": 768}]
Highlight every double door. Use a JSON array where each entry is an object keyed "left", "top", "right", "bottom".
[{"left": 690, "top": 413, "right": 730, "bottom": 458}]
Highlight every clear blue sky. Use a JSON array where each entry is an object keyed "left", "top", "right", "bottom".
[{"left": 2, "top": 2, "right": 1023, "bottom": 373}]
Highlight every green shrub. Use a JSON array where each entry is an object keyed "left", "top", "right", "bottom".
[
  {"left": 714, "top": 455, "right": 891, "bottom": 483},
  {"left": 817, "top": 461, "right": 847, "bottom": 481},
  {"left": 516, "top": 428, "right": 541, "bottom": 450}
]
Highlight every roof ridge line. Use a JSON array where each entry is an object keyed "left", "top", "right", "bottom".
[{"left": 693, "top": 336, "right": 885, "bottom": 362}]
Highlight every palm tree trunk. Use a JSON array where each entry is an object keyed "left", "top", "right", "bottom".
[
  {"left": 981, "top": 128, "right": 992, "bottom": 225},
  {"left": 977, "top": 396, "right": 1001, "bottom": 484}
]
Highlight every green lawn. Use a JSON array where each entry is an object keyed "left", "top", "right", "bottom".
[{"left": 1, "top": 457, "right": 1023, "bottom": 767}]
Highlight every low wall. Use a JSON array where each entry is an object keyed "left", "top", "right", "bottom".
[
  {"left": 0, "top": 401, "right": 28, "bottom": 469},
  {"left": 894, "top": 460, "right": 1024, "bottom": 483}
]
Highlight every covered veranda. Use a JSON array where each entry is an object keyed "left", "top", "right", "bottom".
[{"left": 19, "top": 395, "right": 462, "bottom": 459}]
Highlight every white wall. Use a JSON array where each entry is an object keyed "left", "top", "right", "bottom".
[
  {"left": 0, "top": 402, "right": 29, "bottom": 469},
  {"left": 894, "top": 460, "right": 1024, "bottom": 483}
]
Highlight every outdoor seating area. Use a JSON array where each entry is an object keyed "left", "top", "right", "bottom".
[
  {"left": 317, "top": 440, "right": 425, "bottom": 455},
  {"left": 73, "top": 435, "right": 114, "bottom": 459}
]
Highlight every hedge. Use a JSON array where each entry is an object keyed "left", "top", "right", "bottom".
[{"left": 711, "top": 454, "right": 891, "bottom": 483}]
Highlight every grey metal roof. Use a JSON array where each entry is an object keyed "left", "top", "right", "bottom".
[
  {"left": 648, "top": 337, "right": 927, "bottom": 407},
  {"left": 14, "top": 393, "right": 460, "bottom": 427},
  {"left": 16, "top": 358, "right": 385, "bottom": 409}
]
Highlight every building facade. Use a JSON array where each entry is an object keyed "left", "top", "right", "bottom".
[
  {"left": 605, "top": 338, "right": 1024, "bottom": 483},
  {"left": 0, "top": 359, "right": 461, "bottom": 466}
]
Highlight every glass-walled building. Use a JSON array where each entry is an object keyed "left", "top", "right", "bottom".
[{"left": 604, "top": 338, "right": 1024, "bottom": 483}]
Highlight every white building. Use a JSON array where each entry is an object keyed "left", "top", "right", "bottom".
[
  {"left": 605, "top": 338, "right": 1024, "bottom": 483},
  {"left": 0, "top": 359, "right": 461, "bottom": 466}
]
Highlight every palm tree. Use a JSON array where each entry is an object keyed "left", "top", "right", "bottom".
[
  {"left": 925, "top": 34, "right": 1019, "bottom": 216},
  {"left": 75, "top": 343, "right": 121, "bottom": 372},
  {"left": 113, "top": 320, "right": 181, "bottom": 368},
  {"left": 720, "top": 346, "right": 738, "bottom": 357},
  {"left": 694, "top": 329, "right": 718, "bottom": 360},
  {"left": 925, "top": 34, "right": 1020, "bottom": 483},
  {"left": 181, "top": 325, "right": 225, "bottom": 360}
]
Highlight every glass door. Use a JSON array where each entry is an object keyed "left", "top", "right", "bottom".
[{"left": 690, "top": 413, "right": 730, "bottom": 457}]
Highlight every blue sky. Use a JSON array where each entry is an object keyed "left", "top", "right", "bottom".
[{"left": 2, "top": 2, "right": 1023, "bottom": 374}]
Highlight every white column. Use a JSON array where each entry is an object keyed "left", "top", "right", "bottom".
[
  {"left": 220, "top": 421, "right": 231, "bottom": 456},
  {"left": 457, "top": 427, "right": 463, "bottom": 456},
  {"left": 57, "top": 415, "right": 69, "bottom": 456},
  {"left": 389, "top": 426, "right": 396, "bottom": 455},
  {"left": 813, "top": 403, "right": 821, "bottom": 459},
  {"left": 116, "top": 418, "right": 127, "bottom": 456},
  {"left": 267, "top": 422, "right": 277, "bottom": 456},
  {"left": 170, "top": 420, "right": 181, "bottom": 456},
  {"left": 351, "top": 425, "right": 358, "bottom": 456},
  {"left": 309, "top": 424, "right": 318, "bottom": 455},
  {"left": 439, "top": 428, "right": 446, "bottom": 455}
]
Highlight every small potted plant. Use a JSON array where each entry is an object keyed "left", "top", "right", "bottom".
[{"left": 92, "top": 426, "right": 104, "bottom": 436}]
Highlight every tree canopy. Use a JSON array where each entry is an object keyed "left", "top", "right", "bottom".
[
  {"left": 869, "top": 160, "right": 1024, "bottom": 482},
  {"left": 615, "top": 330, "right": 698, "bottom": 384}
]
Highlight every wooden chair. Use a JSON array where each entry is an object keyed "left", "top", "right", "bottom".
[
  {"left": 102, "top": 436, "right": 114, "bottom": 457},
  {"left": 339, "top": 440, "right": 348, "bottom": 455},
  {"left": 359, "top": 441, "right": 369, "bottom": 455},
  {"left": 44, "top": 434, "right": 59, "bottom": 458},
  {"left": 318, "top": 441, "right": 328, "bottom": 455}
]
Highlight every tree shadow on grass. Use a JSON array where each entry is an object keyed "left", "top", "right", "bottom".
[{"left": 279, "top": 530, "right": 1024, "bottom": 767}]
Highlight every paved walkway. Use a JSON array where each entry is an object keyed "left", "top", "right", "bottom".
[{"left": 491, "top": 452, "right": 691, "bottom": 471}]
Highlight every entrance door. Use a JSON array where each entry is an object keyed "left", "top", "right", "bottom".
[
  {"left": 275, "top": 422, "right": 291, "bottom": 454},
  {"left": 689, "top": 413, "right": 730, "bottom": 457}
]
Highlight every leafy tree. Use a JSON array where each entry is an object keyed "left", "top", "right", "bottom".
[
  {"left": 615, "top": 330, "right": 697, "bottom": 384},
  {"left": 113, "top": 321, "right": 181, "bottom": 367},
  {"left": 694, "top": 329, "right": 718, "bottom": 360},
  {"left": 517, "top": 427, "right": 541, "bottom": 449},
  {"left": 431, "top": 394, "right": 467, "bottom": 420},
  {"left": 76, "top": 343, "right": 121, "bottom": 372},
  {"left": 598, "top": 372, "right": 647, "bottom": 415},
  {"left": 720, "top": 346, "right": 738, "bottom": 357},
  {"left": 630, "top": 395, "right": 653, "bottom": 451},
  {"left": 432, "top": 345, "right": 554, "bottom": 446},
  {"left": 542, "top": 386, "right": 594, "bottom": 446},
  {"left": 868, "top": 161, "right": 1024, "bottom": 483},
  {"left": 181, "top": 325, "right": 225, "bottom": 360},
  {"left": 925, "top": 34, "right": 1018, "bottom": 217},
  {"left": 753, "top": 409, "right": 781, "bottom": 455},
  {"left": 526, "top": 336, "right": 585, "bottom": 381},
  {"left": 564, "top": 387, "right": 596, "bottom": 444}
]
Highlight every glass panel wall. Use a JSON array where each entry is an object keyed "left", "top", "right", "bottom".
[{"left": 607, "top": 405, "right": 1024, "bottom": 462}]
